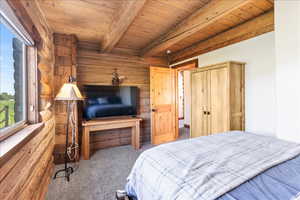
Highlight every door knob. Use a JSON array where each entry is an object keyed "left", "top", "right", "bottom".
[
  {"left": 203, "top": 111, "right": 207, "bottom": 115},
  {"left": 152, "top": 109, "right": 157, "bottom": 112},
  {"left": 207, "top": 111, "right": 210, "bottom": 115}
]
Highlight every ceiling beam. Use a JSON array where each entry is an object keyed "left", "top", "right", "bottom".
[
  {"left": 170, "top": 10, "right": 274, "bottom": 64},
  {"left": 144, "top": 56, "right": 169, "bottom": 67},
  {"left": 101, "top": 0, "right": 146, "bottom": 53},
  {"left": 140, "top": 0, "right": 262, "bottom": 57}
]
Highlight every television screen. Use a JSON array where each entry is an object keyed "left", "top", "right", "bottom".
[{"left": 82, "top": 85, "right": 138, "bottom": 120}]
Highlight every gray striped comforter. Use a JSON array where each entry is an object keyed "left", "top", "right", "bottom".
[{"left": 126, "top": 131, "right": 300, "bottom": 200}]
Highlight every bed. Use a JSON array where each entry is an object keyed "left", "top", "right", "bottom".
[{"left": 125, "top": 131, "right": 300, "bottom": 200}]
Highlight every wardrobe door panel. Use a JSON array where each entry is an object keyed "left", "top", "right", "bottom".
[
  {"left": 191, "top": 71, "right": 208, "bottom": 138},
  {"left": 209, "top": 67, "right": 230, "bottom": 134},
  {"left": 230, "top": 63, "right": 245, "bottom": 131}
]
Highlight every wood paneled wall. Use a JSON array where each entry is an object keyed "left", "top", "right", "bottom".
[
  {"left": 53, "top": 33, "right": 79, "bottom": 164},
  {"left": 1, "top": 0, "right": 55, "bottom": 199},
  {"left": 77, "top": 42, "right": 151, "bottom": 151}
]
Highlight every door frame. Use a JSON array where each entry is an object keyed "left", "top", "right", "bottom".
[{"left": 172, "top": 59, "right": 198, "bottom": 139}]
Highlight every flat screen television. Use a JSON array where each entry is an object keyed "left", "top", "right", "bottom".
[{"left": 82, "top": 85, "right": 138, "bottom": 120}]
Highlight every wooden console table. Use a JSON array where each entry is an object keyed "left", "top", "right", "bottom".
[{"left": 81, "top": 117, "right": 142, "bottom": 160}]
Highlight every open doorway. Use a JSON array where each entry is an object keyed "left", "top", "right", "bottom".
[
  {"left": 177, "top": 70, "right": 188, "bottom": 139},
  {"left": 174, "top": 59, "right": 198, "bottom": 140}
]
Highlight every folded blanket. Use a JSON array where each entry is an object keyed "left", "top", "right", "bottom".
[{"left": 126, "top": 131, "right": 300, "bottom": 200}]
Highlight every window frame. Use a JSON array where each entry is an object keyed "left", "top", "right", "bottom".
[
  {"left": 0, "top": 0, "right": 38, "bottom": 142},
  {"left": 0, "top": 23, "right": 28, "bottom": 140},
  {"left": 22, "top": 44, "right": 28, "bottom": 122}
]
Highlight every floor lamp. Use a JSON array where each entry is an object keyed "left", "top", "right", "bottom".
[{"left": 53, "top": 79, "right": 83, "bottom": 181}]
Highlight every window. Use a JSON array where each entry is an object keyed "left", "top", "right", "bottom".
[
  {"left": 0, "top": 21, "right": 26, "bottom": 129},
  {"left": 0, "top": 1, "right": 36, "bottom": 141}
]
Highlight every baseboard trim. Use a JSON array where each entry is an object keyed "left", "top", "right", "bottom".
[{"left": 184, "top": 124, "right": 190, "bottom": 128}]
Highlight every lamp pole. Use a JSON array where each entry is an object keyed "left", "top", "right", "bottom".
[{"left": 53, "top": 100, "right": 74, "bottom": 181}]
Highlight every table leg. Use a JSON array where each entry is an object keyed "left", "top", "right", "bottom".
[
  {"left": 82, "top": 127, "right": 90, "bottom": 160},
  {"left": 131, "top": 126, "right": 136, "bottom": 149},
  {"left": 135, "top": 121, "right": 140, "bottom": 150}
]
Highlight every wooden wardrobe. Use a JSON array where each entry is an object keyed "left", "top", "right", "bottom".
[{"left": 191, "top": 61, "right": 245, "bottom": 138}]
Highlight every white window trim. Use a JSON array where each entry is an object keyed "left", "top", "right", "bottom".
[{"left": 22, "top": 43, "right": 27, "bottom": 121}]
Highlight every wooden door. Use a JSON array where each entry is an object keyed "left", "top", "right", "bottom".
[
  {"left": 191, "top": 70, "right": 209, "bottom": 138},
  {"left": 150, "top": 67, "right": 177, "bottom": 145},
  {"left": 208, "top": 67, "right": 229, "bottom": 134}
]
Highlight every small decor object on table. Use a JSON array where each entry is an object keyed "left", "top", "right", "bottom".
[{"left": 53, "top": 76, "right": 83, "bottom": 181}]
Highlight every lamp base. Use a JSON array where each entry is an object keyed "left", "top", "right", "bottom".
[{"left": 53, "top": 166, "right": 74, "bottom": 182}]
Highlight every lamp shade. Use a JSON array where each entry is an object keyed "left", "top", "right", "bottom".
[{"left": 55, "top": 83, "right": 83, "bottom": 101}]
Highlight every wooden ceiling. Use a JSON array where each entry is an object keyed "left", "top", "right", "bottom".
[
  {"left": 37, "top": 0, "right": 123, "bottom": 42},
  {"left": 37, "top": 0, "right": 274, "bottom": 62},
  {"left": 116, "top": 0, "right": 211, "bottom": 50}
]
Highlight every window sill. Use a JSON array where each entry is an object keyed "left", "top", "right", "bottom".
[{"left": 0, "top": 122, "right": 44, "bottom": 166}]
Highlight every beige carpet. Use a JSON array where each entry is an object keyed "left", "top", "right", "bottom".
[{"left": 46, "top": 128, "right": 189, "bottom": 200}]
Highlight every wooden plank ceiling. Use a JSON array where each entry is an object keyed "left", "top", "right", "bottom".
[
  {"left": 37, "top": 0, "right": 123, "bottom": 42},
  {"left": 37, "top": 0, "right": 274, "bottom": 62}
]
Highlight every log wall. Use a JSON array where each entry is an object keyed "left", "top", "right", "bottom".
[
  {"left": 1, "top": 0, "right": 55, "bottom": 199},
  {"left": 77, "top": 42, "right": 151, "bottom": 151},
  {"left": 53, "top": 33, "right": 79, "bottom": 164}
]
